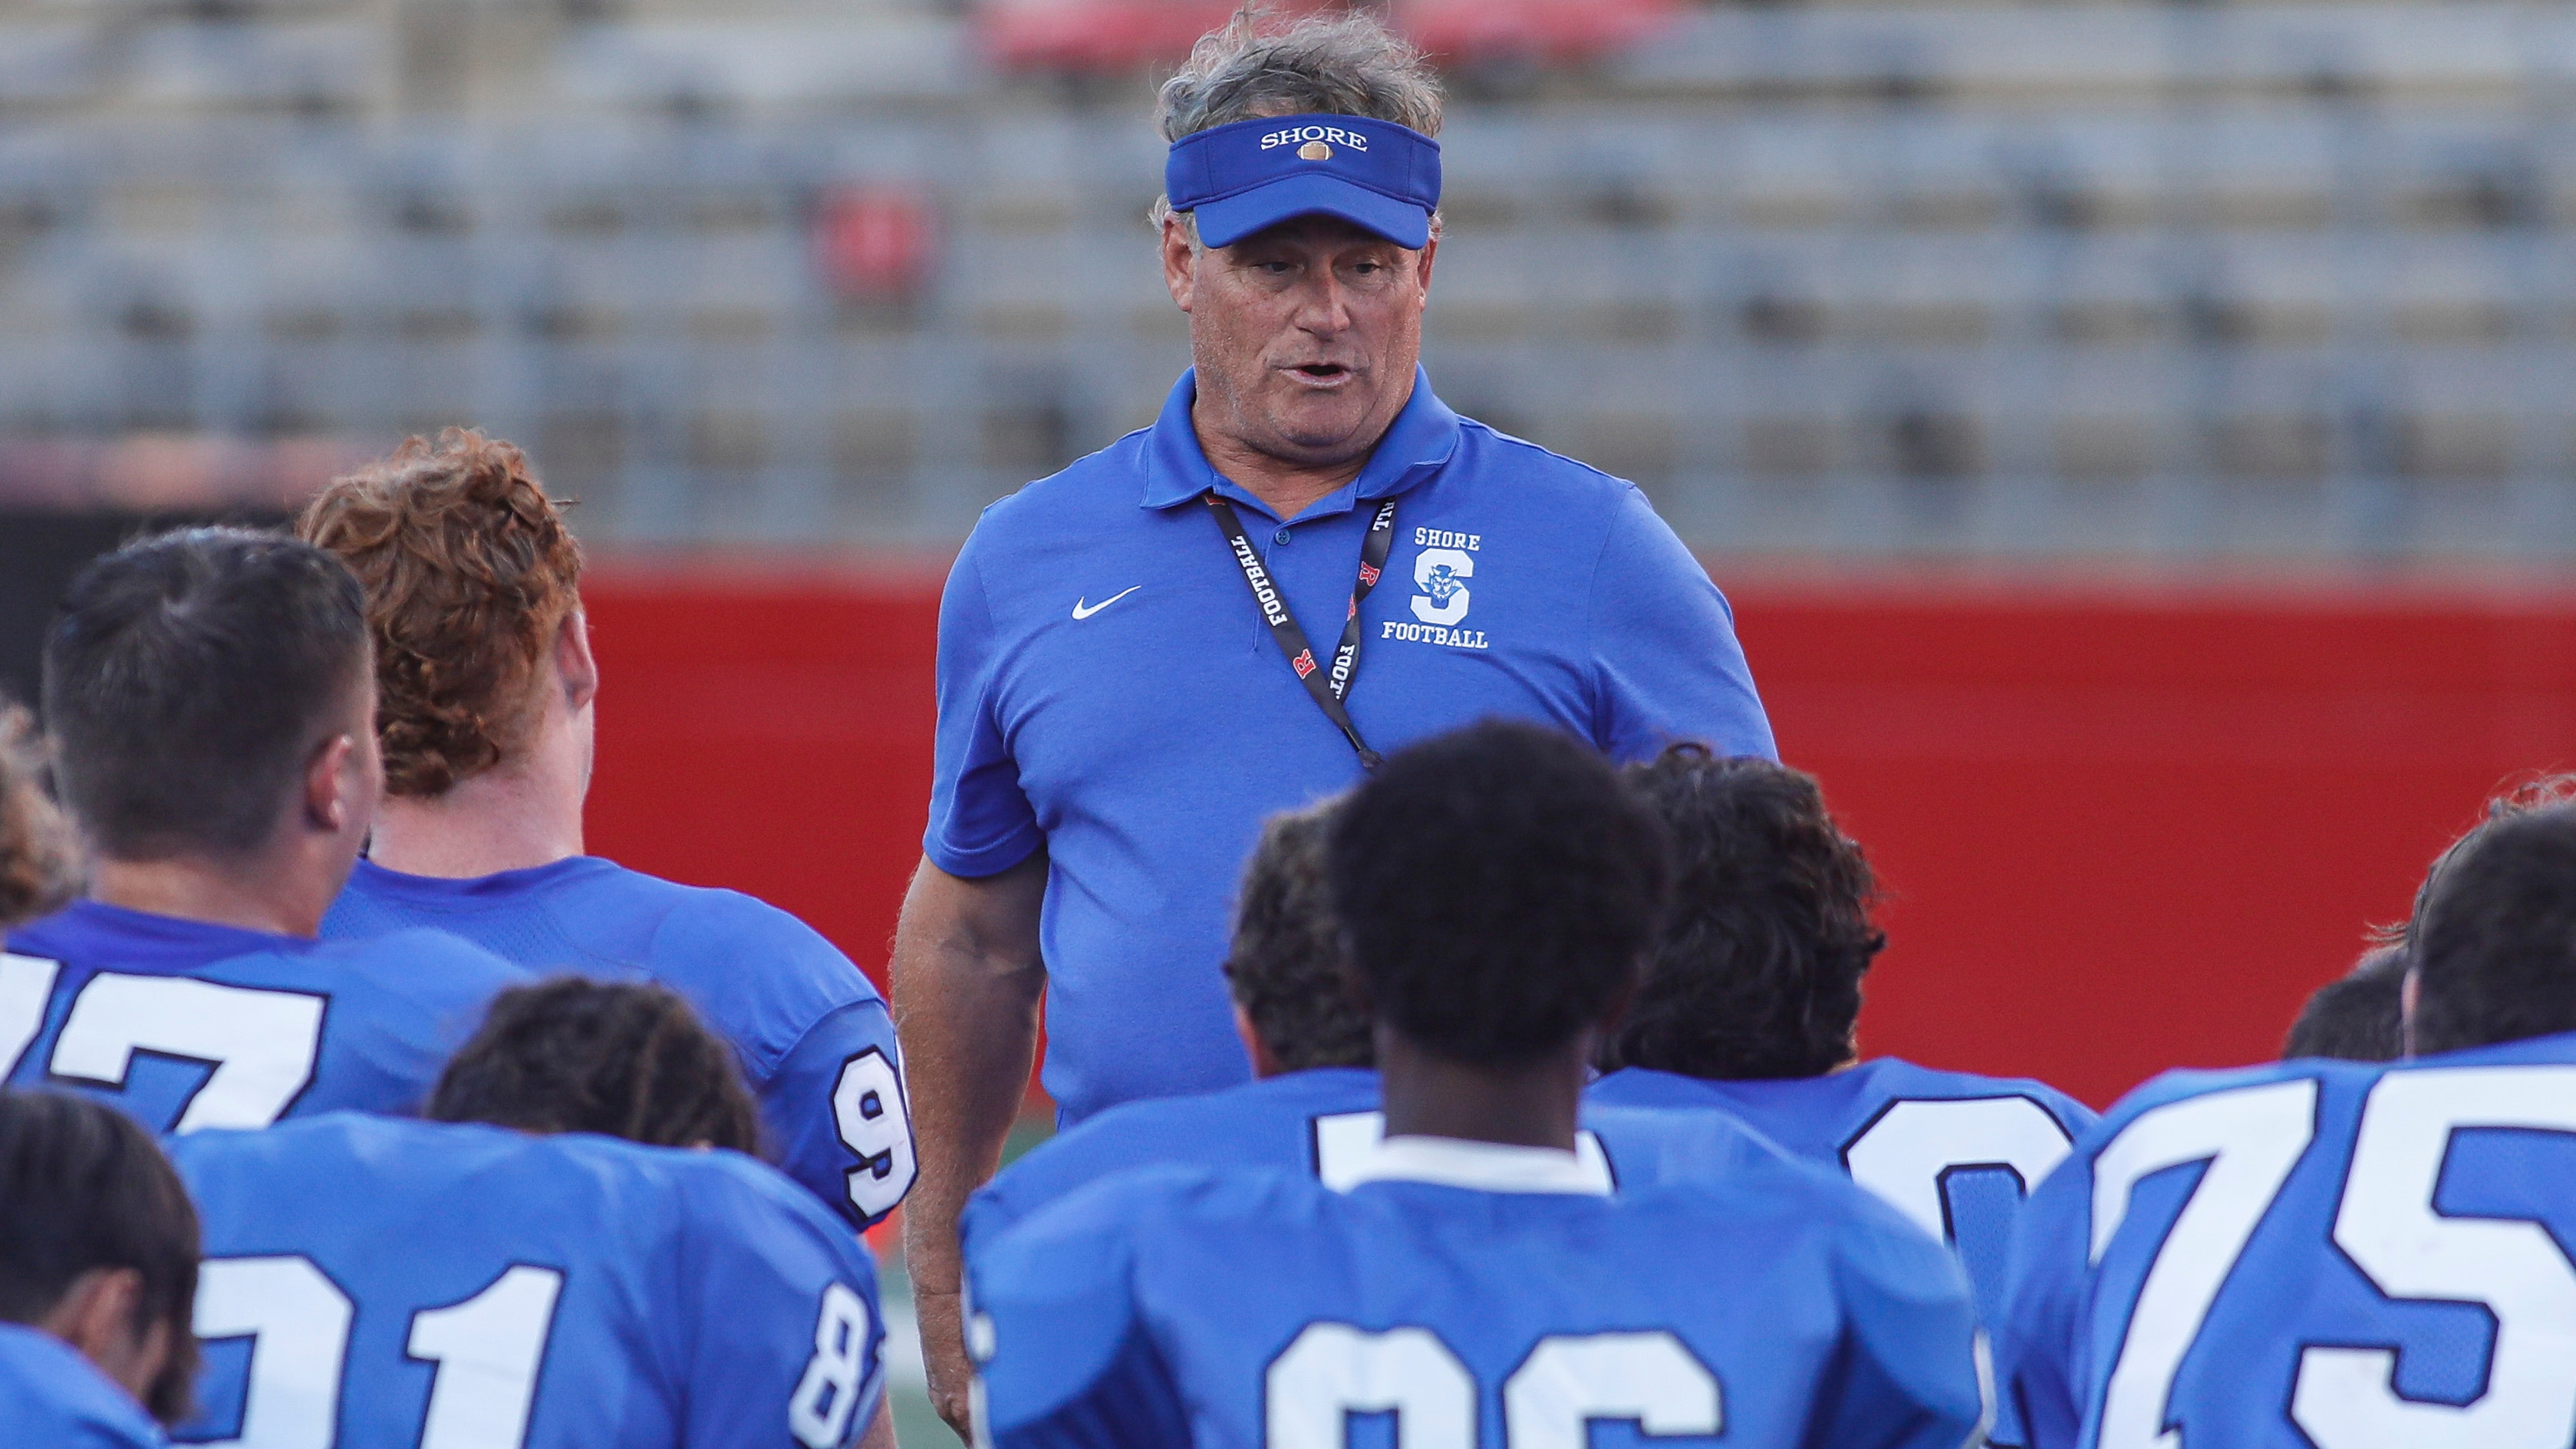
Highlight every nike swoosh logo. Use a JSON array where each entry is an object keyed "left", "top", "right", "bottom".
[{"left": 1071, "top": 586, "right": 1141, "bottom": 621}]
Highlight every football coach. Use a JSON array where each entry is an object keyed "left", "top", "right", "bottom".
[{"left": 892, "top": 11, "right": 1774, "bottom": 1431}]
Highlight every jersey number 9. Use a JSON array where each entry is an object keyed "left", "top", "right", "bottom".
[{"left": 832, "top": 1047, "right": 918, "bottom": 1223}]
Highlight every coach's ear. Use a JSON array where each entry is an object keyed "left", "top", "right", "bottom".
[
  {"left": 555, "top": 607, "right": 598, "bottom": 715},
  {"left": 1161, "top": 216, "right": 1199, "bottom": 312}
]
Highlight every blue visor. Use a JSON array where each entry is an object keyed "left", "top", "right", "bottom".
[{"left": 1165, "top": 114, "right": 1442, "bottom": 249}]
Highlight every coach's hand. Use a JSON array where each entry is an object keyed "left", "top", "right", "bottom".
[
  {"left": 892, "top": 850, "right": 1049, "bottom": 1441},
  {"left": 912, "top": 1282, "right": 975, "bottom": 1439}
]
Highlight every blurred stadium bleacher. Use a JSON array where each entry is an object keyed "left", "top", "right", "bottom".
[{"left": 1, "top": 0, "right": 2573, "bottom": 559}]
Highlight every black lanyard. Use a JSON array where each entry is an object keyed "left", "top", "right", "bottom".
[{"left": 1205, "top": 491, "right": 1399, "bottom": 769}]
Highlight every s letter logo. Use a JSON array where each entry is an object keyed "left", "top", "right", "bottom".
[{"left": 1411, "top": 548, "right": 1474, "bottom": 626}]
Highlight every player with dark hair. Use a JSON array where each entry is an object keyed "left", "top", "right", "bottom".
[
  {"left": 2393, "top": 773, "right": 2576, "bottom": 948},
  {"left": 0, "top": 701, "right": 74, "bottom": 928},
  {"left": 168, "top": 976, "right": 893, "bottom": 1449},
  {"left": 969, "top": 797, "right": 1800, "bottom": 1248},
  {"left": 1588, "top": 747, "right": 2089, "bottom": 1445},
  {"left": 2281, "top": 943, "right": 2407, "bottom": 1062},
  {"left": 301, "top": 430, "right": 912, "bottom": 1230},
  {"left": 1598, "top": 749, "right": 1887, "bottom": 1079},
  {"left": 5, "top": 529, "right": 529, "bottom": 1133},
  {"left": 2000, "top": 801, "right": 2576, "bottom": 1447},
  {"left": 0, "top": 1089, "right": 200, "bottom": 1442},
  {"left": 2271, "top": 778, "right": 2572, "bottom": 1068},
  {"left": 2406, "top": 803, "right": 2576, "bottom": 1054},
  {"left": 429, "top": 975, "right": 765, "bottom": 1151},
  {"left": 966, "top": 722, "right": 1986, "bottom": 1449},
  {"left": 1220, "top": 801, "right": 1372, "bottom": 1077}
]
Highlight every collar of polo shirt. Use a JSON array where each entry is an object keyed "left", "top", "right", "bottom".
[{"left": 1137, "top": 364, "right": 1461, "bottom": 515}]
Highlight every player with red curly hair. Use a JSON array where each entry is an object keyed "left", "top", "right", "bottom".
[{"left": 303, "top": 430, "right": 914, "bottom": 1232}]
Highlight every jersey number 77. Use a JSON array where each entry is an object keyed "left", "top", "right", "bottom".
[{"left": 1, "top": 955, "right": 325, "bottom": 1131}]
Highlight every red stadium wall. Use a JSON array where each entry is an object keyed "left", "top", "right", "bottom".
[{"left": 579, "top": 564, "right": 2576, "bottom": 1111}]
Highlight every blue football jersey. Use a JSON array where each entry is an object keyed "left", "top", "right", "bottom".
[
  {"left": 324, "top": 856, "right": 911, "bottom": 1228},
  {"left": 1998, "top": 1029, "right": 2576, "bottom": 1449},
  {"left": 1589, "top": 1062, "right": 2096, "bottom": 1314},
  {"left": 0, "top": 1321, "right": 167, "bottom": 1448},
  {"left": 1, "top": 901, "right": 529, "bottom": 1135},
  {"left": 1591, "top": 1061, "right": 2093, "bottom": 1449},
  {"left": 168, "top": 1112, "right": 885, "bottom": 1449},
  {"left": 974, "top": 1065, "right": 1801, "bottom": 1238},
  {"left": 965, "top": 1139, "right": 1987, "bottom": 1449}
]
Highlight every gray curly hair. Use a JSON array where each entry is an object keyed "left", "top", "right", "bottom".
[{"left": 1150, "top": 8, "right": 1445, "bottom": 247}]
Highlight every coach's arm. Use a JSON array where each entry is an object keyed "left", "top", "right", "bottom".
[{"left": 892, "top": 849, "right": 1049, "bottom": 1441}]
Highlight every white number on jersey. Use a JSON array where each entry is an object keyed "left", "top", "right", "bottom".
[
  {"left": 0, "top": 952, "right": 60, "bottom": 1078},
  {"left": 0, "top": 961, "right": 327, "bottom": 1132},
  {"left": 2090, "top": 1079, "right": 2317, "bottom": 1449},
  {"left": 1265, "top": 1323, "right": 1721, "bottom": 1449},
  {"left": 1267, "top": 1324, "right": 1473, "bottom": 1449},
  {"left": 2291, "top": 1067, "right": 2576, "bottom": 1448},
  {"left": 832, "top": 1047, "right": 917, "bottom": 1221},
  {"left": 195, "top": 1256, "right": 564, "bottom": 1449},
  {"left": 194, "top": 1256, "right": 353, "bottom": 1449},
  {"left": 1309, "top": 1111, "right": 1615, "bottom": 1193},
  {"left": 1841, "top": 1095, "right": 2077, "bottom": 1246},
  {"left": 1504, "top": 1332, "right": 1724, "bottom": 1449},
  {"left": 408, "top": 1266, "right": 565, "bottom": 1449},
  {"left": 2090, "top": 1071, "right": 2576, "bottom": 1446},
  {"left": 790, "top": 1281, "right": 876, "bottom": 1448}
]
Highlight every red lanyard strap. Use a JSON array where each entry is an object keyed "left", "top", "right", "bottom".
[{"left": 1204, "top": 492, "right": 1399, "bottom": 770}]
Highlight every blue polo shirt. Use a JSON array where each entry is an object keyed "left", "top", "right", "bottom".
[{"left": 929, "top": 368, "right": 1773, "bottom": 1124}]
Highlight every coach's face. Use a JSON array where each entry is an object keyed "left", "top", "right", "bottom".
[{"left": 1165, "top": 213, "right": 1436, "bottom": 473}]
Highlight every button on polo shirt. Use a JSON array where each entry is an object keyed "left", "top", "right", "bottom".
[{"left": 928, "top": 367, "right": 1774, "bottom": 1125}]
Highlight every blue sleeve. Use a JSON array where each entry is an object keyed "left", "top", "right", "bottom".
[
  {"left": 965, "top": 1181, "right": 1192, "bottom": 1449},
  {"left": 927, "top": 525, "right": 1045, "bottom": 878},
  {"left": 1993, "top": 1146, "right": 2095, "bottom": 1449},
  {"left": 1810, "top": 1199, "right": 1990, "bottom": 1449},
  {"left": 767, "top": 996, "right": 915, "bottom": 1229},
  {"left": 669, "top": 1165, "right": 888, "bottom": 1449},
  {"left": 1585, "top": 488, "right": 1774, "bottom": 763}
]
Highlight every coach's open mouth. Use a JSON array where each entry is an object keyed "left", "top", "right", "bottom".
[{"left": 1287, "top": 362, "right": 1352, "bottom": 384}]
